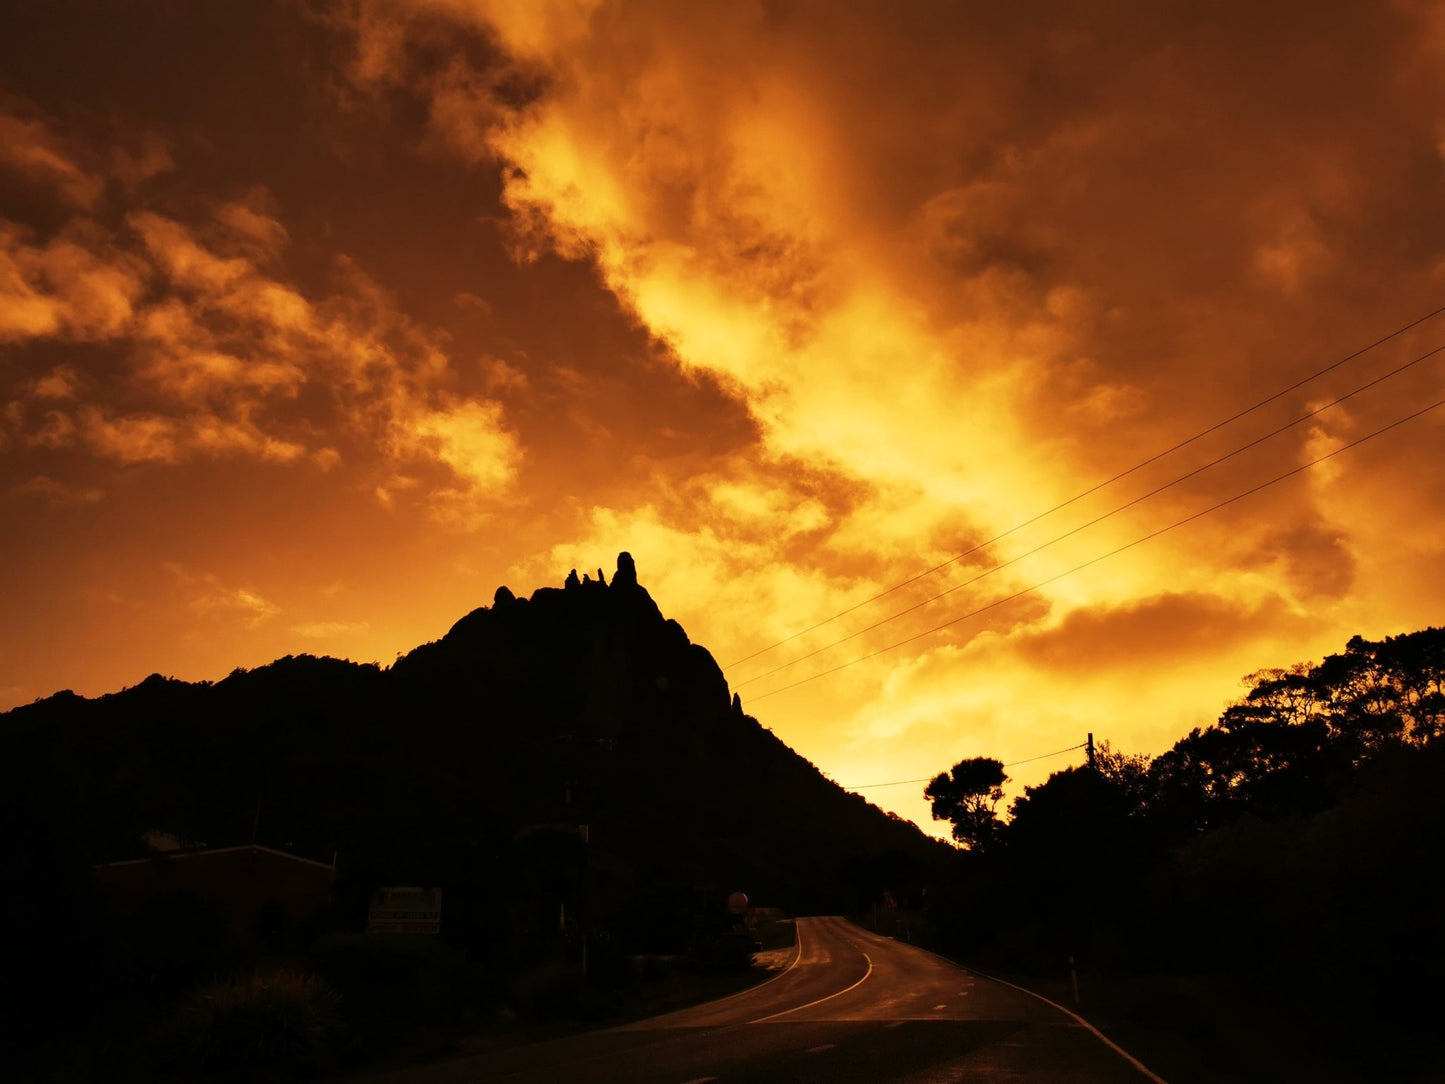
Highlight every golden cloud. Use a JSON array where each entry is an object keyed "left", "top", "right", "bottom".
[
  {"left": 1, "top": 113, "right": 523, "bottom": 519},
  {"left": 0, "top": 220, "right": 147, "bottom": 341},
  {"left": 10, "top": 474, "right": 104, "bottom": 505},
  {"left": 167, "top": 563, "right": 281, "bottom": 628},
  {"left": 29, "top": 364, "right": 79, "bottom": 400},
  {"left": 333, "top": 1, "right": 1445, "bottom": 822},
  {"left": 78, "top": 409, "right": 180, "bottom": 465},
  {"left": 399, "top": 398, "right": 519, "bottom": 487},
  {"left": 0, "top": 108, "right": 104, "bottom": 208},
  {"left": 290, "top": 619, "right": 372, "bottom": 638}
]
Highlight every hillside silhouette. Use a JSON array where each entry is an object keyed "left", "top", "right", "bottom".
[
  {"left": 1, "top": 552, "right": 944, "bottom": 1074},
  {"left": 4, "top": 551, "right": 938, "bottom": 895},
  {"left": 919, "top": 626, "right": 1445, "bottom": 1081}
]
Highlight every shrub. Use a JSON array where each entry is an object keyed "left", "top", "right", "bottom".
[
  {"left": 310, "top": 932, "right": 462, "bottom": 1028},
  {"left": 154, "top": 967, "right": 342, "bottom": 1081}
]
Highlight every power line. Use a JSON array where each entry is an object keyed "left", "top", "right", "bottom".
[
  {"left": 747, "top": 392, "right": 1445, "bottom": 704},
  {"left": 848, "top": 777, "right": 933, "bottom": 790},
  {"left": 848, "top": 742, "right": 1088, "bottom": 789},
  {"left": 724, "top": 302, "right": 1445, "bottom": 671},
  {"left": 1005, "top": 741, "right": 1090, "bottom": 768},
  {"left": 734, "top": 341, "right": 1445, "bottom": 689}
]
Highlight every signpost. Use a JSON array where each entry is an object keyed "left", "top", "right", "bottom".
[{"left": 367, "top": 886, "right": 442, "bottom": 934}]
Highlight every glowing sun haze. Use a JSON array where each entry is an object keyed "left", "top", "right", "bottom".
[{"left": 3, "top": 1, "right": 1444, "bottom": 834}]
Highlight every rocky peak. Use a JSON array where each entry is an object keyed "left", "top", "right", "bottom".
[{"left": 614, "top": 551, "right": 638, "bottom": 588}]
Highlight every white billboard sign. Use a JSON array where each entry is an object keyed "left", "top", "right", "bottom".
[{"left": 367, "top": 886, "right": 442, "bottom": 934}]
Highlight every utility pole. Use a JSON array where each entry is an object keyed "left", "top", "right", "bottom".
[
  {"left": 250, "top": 792, "right": 263, "bottom": 845},
  {"left": 1076, "top": 737, "right": 1096, "bottom": 1007}
]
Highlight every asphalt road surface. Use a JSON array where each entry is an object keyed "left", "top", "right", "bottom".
[{"left": 362, "top": 916, "right": 1165, "bottom": 1083}]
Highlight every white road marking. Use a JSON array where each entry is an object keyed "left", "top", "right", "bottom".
[
  {"left": 905, "top": 944, "right": 1169, "bottom": 1084},
  {"left": 678, "top": 1077, "right": 717, "bottom": 1084},
  {"left": 885, "top": 1021, "right": 905, "bottom": 1029},
  {"left": 750, "top": 952, "right": 875, "bottom": 1023},
  {"left": 932, "top": 1003, "right": 947, "bottom": 1010},
  {"left": 677, "top": 922, "right": 807, "bottom": 1016},
  {"left": 806, "top": 1044, "right": 837, "bottom": 1054}
]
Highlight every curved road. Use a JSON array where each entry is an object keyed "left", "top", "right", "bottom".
[{"left": 363, "top": 916, "right": 1163, "bottom": 1083}]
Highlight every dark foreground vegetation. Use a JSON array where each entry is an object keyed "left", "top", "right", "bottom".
[
  {"left": 917, "top": 627, "right": 1445, "bottom": 1082},
  {"left": 1, "top": 554, "right": 934, "bottom": 1080}
]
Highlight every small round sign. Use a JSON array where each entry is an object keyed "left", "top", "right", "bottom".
[{"left": 726, "top": 891, "right": 748, "bottom": 915}]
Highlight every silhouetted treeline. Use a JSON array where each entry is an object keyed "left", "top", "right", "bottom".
[
  {"left": 0, "top": 553, "right": 945, "bottom": 1076},
  {"left": 924, "top": 627, "right": 1445, "bottom": 1079}
]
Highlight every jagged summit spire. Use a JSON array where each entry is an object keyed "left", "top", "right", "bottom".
[{"left": 614, "top": 551, "right": 638, "bottom": 588}]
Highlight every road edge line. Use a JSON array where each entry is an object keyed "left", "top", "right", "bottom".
[
  {"left": 664, "top": 916, "right": 807, "bottom": 1016},
  {"left": 908, "top": 944, "right": 1168, "bottom": 1084},
  {"left": 750, "top": 951, "right": 873, "bottom": 1023}
]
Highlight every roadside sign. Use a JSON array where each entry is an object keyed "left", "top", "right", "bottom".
[{"left": 367, "top": 886, "right": 442, "bottom": 934}]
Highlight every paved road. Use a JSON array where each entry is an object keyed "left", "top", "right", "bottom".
[{"left": 362, "top": 916, "right": 1163, "bottom": 1083}]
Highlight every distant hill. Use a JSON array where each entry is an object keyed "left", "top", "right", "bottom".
[{"left": 1, "top": 552, "right": 946, "bottom": 942}]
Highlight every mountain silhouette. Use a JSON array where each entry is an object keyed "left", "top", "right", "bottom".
[{"left": 2, "top": 553, "right": 944, "bottom": 955}]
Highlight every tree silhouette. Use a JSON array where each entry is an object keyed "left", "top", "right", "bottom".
[
  {"left": 1092, "top": 740, "right": 1152, "bottom": 814},
  {"left": 925, "top": 757, "right": 1006, "bottom": 850}
]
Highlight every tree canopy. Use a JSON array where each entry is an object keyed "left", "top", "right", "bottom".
[
  {"left": 924, "top": 756, "right": 1007, "bottom": 850},
  {"left": 921, "top": 626, "right": 1445, "bottom": 1078}
]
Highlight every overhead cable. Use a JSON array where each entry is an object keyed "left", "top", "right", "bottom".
[
  {"left": 848, "top": 742, "right": 1087, "bottom": 790},
  {"left": 735, "top": 341, "right": 1445, "bottom": 689},
  {"left": 747, "top": 392, "right": 1445, "bottom": 703},
  {"left": 724, "top": 302, "right": 1445, "bottom": 671}
]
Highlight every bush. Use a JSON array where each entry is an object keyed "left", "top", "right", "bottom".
[
  {"left": 310, "top": 933, "right": 464, "bottom": 1034},
  {"left": 153, "top": 967, "right": 342, "bottom": 1081}
]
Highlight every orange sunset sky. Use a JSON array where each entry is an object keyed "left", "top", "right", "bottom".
[{"left": 3, "top": 1, "right": 1444, "bottom": 834}]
